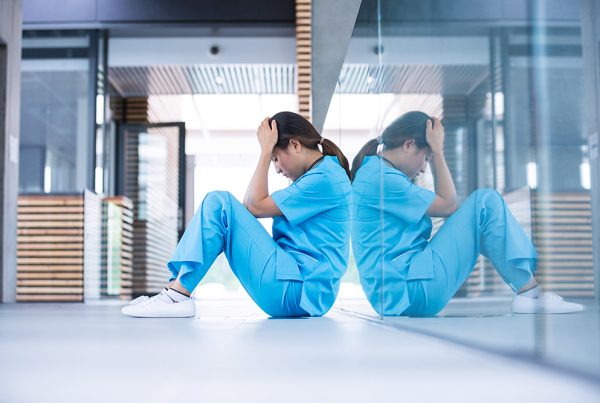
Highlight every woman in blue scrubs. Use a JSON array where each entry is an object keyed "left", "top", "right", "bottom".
[
  {"left": 122, "top": 111, "right": 352, "bottom": 318},
  {"left": 351, "top": 111, "right": 583, "bottom": 316}
]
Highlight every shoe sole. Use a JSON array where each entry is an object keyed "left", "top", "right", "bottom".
[
  {"left": 124, "top": 312, "right": 195, "bottom": 318},
  {"left": 512, "top": 306, "right": 585, "bottom": 314},
  {"left": 121, "top": 304, "right": 196, "bottom": 318}
]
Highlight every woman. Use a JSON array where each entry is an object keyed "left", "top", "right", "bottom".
[
  {"left": 122, "top": 111, "right": 352, "bottom": 318},
  {"left": 351, "top": 111, "right": 583, "bottom": 316}
]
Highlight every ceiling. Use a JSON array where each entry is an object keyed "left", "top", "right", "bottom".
[{"left": 108, "top": 63, "right": 489, "bottom": 97}]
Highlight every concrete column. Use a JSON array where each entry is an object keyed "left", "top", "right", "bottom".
[
  {"left": 311, "top": 0, "right": 362, "bottom": 132},
  {"left": 0, "top": 0, "right": 22, "bottom": 303}
]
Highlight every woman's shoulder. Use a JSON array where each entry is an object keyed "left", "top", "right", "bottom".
[
  {"left": 353, "top": 155, "right": 394, "bottom": 181},
  {"left": 353, "top": 157, "right": 415, "bottom": 195},
  {"left": 298, "top": 156, "right": 351, "bottom": 195}
]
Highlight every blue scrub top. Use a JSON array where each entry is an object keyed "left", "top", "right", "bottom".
[
  {"left": 352, "top": 155, "right": 436, "bottom": 315},
  {"left": 271, "top": 155, "right": 352, "bottom": 316}
]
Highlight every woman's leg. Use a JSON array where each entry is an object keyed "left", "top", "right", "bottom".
[
  {"left": 167, "top": 190, "right": 307, "bottom": 317},
  {"left": 406, "top": 188, "right": 537, "bottom": 316}
]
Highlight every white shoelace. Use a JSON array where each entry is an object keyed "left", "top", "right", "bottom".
[
  {"left": 130, "top": 288, "right": 170, "bottom": 305},
  {"left": 540, "top": 292, "right": 564, "bottom": 301},
  {"left": 148, "top": 288, "right": 171, "bottom": 303}
]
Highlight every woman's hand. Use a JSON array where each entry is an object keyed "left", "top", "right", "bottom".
[
  {"left": 257, "top": 117, "right": 278, "bottom": 154},
  {"left": 426, "top": 117, "right": 445, "bottom": 156}
]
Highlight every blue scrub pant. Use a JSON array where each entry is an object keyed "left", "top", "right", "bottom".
[
  {"left": 166, "top": 191, "right": 308, "bottom": 317},
  {"left": 403, "top": 188, "right": 537, "bottom": 316}
]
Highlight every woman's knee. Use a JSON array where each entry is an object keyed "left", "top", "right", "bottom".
[
  {"left": 472, "top": 187, "right": 498, "bottom": 198},
  {"left": 202, "top": 190, "right": 233, "bottom": 210},
  {"left": 470, "top": 188, "right": 504, "bottom": 208},
  {"left": 204, "top": 190, "right": 232, "bottom": 202}
]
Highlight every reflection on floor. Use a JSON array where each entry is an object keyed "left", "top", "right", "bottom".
[
  {"left": 0, "top": 298, "right": 599, "bottom": 403},
  {"left": 339, "top": 297, "right": 600, "bottom": 380}
]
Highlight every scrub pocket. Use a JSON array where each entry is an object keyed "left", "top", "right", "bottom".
[
  {"left": 389, "top": 246, "right": 434, "bottom": 281},
  {"left": 275, "top": 248, "right": 304, "bottom": 281},
  {"left": 406, "top": 246, "right": 435, "bottom": 280},
  {"left": 286, "top": 249, "right": 337, "bottom": 317}
]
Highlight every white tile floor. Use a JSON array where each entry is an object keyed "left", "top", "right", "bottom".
[{"left": 1, "top": 299, "right": 599, "bottom": 403}]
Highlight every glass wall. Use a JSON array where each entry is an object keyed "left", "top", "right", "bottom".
[
  {"left": 19, "top": 31, "right": 96, "bottom": 194},
  {"left": 328, "top": 0, "right": 597, "bottom": 378}
]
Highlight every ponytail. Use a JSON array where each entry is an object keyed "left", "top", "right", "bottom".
[
  {"left": 350, "top": 139, "right": 379, "bottom": 181},
  {"left": 321, "top": 138, "right": 351, "bottom": 180}
]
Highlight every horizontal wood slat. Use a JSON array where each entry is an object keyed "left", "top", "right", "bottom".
[
  {"left": 18, "top": 272, "right": 84, "bottom": 280},
  {"left": 17, "top": 294, "right": 83, "bottom": 302}
]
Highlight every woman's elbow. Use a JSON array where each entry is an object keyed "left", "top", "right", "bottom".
[
  {"left": 445, "top": 200, "right": 459, "bottom": 216},
  {"left": 243, "top": 201, "right": 258, "bottom": 216},
  {"left": 245, "top": 202, "right": 269, "bottom": 218}
]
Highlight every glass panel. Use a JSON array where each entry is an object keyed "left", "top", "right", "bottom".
[
  {"left": 122, "top": 124, "right": 184, "bottom": 294},
  {"left": 323, "top": 0, "right": 383, "bottom": 316},
  {"left": 19, "top": 31, "right": 92, "bottom": 193},
  {"left": 326, "top": 0, "right": 598, "bottom": 379}
]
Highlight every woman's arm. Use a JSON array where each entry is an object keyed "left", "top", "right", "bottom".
[
  {"left": 243, "top": 118, "right": 283, "bottom": 218},
  {"left": 426, "top": 118, "right": 458, "bottom": 217}
]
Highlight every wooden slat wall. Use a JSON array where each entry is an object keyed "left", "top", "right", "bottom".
[
  {"left": 531, "top": 191, "right": 594, "bottom": 297},
  {"left": 110, "top": 97, "right": 148, "bottom": 123},
  {"left": 17, "top": 195, "right": 86, "bottom": 302},
  {"left": 101, "top": 196, "right": 134, "bottom": 300},
  {"left": 17, "top": 193, "right": 136, "bottom": 302},
  {"left": 296, "top": 0, "right": 311, "bottom": 120}
]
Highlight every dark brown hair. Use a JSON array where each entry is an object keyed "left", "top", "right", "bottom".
[
  {"left": 269, "top": 111, "right": 351, "bottom": 179},
  {"left": 350, "top": 111, "right": 431, "bottom": 181}
]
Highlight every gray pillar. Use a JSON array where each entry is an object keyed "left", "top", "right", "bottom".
[
  {"left": 311, "top": 0, "right": 362, "bottom": 132},
  {"left": 581, "top": 0, "right": 600, "bottom": 302},
  {"left": 0, "top": 0, "right": 22, "bottom": 303}
]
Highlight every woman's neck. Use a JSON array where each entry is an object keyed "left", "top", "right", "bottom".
[
  {"left": 380, "top": 149, "right": 406, "bottom": 174},
  {"left": 380, "top": 149, "right": 397, "bottom": 166},
  {"left": 304, "top": 150, "right": 324, "bottom": 172}
]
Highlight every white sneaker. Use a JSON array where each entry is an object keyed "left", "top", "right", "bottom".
[
  {"left": 512, "top": 292, "right": 584, "bottom": 314},
  {"left": 127, "top": 287, "right": 170, "bottom": 305},
  {"left": 121, "top": 291, "right": 195, "bottom": 318}
]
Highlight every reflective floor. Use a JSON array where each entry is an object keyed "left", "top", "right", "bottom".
[
  {"left": 0, "top": 298, "right": 599, "bottom": 403},
  {"left": 341, "top": 297, "right": 600, "bottom": 380}
]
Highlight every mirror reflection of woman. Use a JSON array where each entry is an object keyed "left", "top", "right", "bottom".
[
  {"left": 351, "top": 111, "right": 583, "bottom": 316},
  {"left": 122, "top": 111, "right": 352, "bottom": 318}
]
